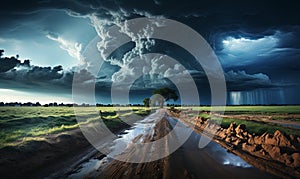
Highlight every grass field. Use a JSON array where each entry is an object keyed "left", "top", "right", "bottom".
[
  {"left": 187, "top": 105, "right": 300, "bottom": 114},
  {"left": 1, "top": 106, "right": 300, "bottom": 149},
  {"left": 187, "top": 106, "right": 300, "bottom": 136},
  {"left": 0, "top": 106, "right": 150, "bottom": 148}
]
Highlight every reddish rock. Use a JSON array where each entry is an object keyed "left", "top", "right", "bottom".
[
  {"left": 261, "top": 144, "right": 272, "bottom": 152},
  {"left": 260, "top": 132, "right": 268, "bottom": 139},
  {"left": 235, "top": 124, "right": 246, "bottom": 133},
  {"left": 291, "top": 153, "right": 300, "bottom": 167},
  {"left": 248, "top": 137, "right": 255, "bottom": 145},
  {"left": 253, "top": 136, "right": 263, "bottom": 145},
  {"left": 261, "top": 144, "right": 282, "bottom": 159},
  {"left": 273, "top": 130, "right": 292, "bottom": 148},
  {"left": 269, "top": 146, "right": 281, "bottom": 159},
  {"left": 235, "top": 125, "right": 247, "bottom": 139},
  {"left": 243, "top": 131, "right": 248, "bottom": 137},
  {"left": 264, "top": 133, "right": 277, "bottom": 146},
  {"left": 196, "top": 120, "right": 201, "bottom": 127},
  {"left": 225, "top": 137, "right": 231, "bottom": 143},
  {"left": 232, "top": 138, "right": 243, "bottom": 146},
  {"left": 226, "top": 122, "right": 236, "bottom": 134},
  {"left": 253, "top": 148, "right": 269, "bottom": 159},
  {"left": 218, "top": 131, "right": 227, "bottom": 139},
  {"left": 236, "top": 133, "right": 244, "bottom": 139},
  {"left": 242, "top": 143, "right": 257, "bottom": 152},
  {"left": 280, "top": 153, "right": 293, "bottom": 166}
]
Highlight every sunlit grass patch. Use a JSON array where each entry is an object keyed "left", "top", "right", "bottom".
[{"left": 0, "top": 106, "right": 151, "bottom": 148}]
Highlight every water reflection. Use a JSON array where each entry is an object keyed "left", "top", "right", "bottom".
[
  {"left": 68, "top": 110, "right": 253, "bottom": 178},
  {"left": 167, "top": 117, "right": 252, "bottom": 168}
]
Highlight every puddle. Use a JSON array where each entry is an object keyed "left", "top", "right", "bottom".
[{"left": 67, "top": 110, "right": 256, "bottom": 178}]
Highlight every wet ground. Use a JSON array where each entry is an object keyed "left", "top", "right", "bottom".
[{"left": 66, "top": 110, "right": 277, "bottom": 179}]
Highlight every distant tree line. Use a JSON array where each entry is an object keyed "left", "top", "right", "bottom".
[
  {"left": 0, "top": 102, "right": 181, "bottom": 107},
  {"left": 0, "top": 102, "right": 75, "bottom": 107}
]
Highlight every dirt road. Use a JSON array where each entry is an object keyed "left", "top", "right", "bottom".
[{"left": 69, "top": 109, "right": 277, "bottom": 178}]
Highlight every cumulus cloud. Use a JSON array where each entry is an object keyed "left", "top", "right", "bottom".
[
  {"left": 46, "top": 34, "right": 84, "bottom": 64},
  {"left": 0, "top": 0, "right": 299, "bottom": 104},
  {"left": 0, "top": 56, "right": 20, "bottom": 73},
  {"left": 0, "top": 53, "right": 95, "bottom": 92},
  {"left": 225, "top": 70, "right": 277, "bottom": 91},
  {"left": 87, "top": 13, "right": 161, "bottom": 86}
]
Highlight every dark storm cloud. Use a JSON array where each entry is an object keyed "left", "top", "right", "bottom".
[
  {"left": 0, "top": 0, "right": 299, "bottom": 100},
  {"left": 1, "top": 0, "right": 299, "bottom": 52},
  {"left": 1, "top": 0, "right": 299, "bottom": 58},
  {"left": 2, "top": 0, "right": 299, "bottom": 26},
  {"left": 0, "top": 54, "right": 96, "bottom": 92},
  {"left": 0, "top": 50, "right": 285, "bottom": 94},
  {"left": 189, "top": 70, "right": 287, "bottom": 92},
  {"left": 225, "top": 70, "right": 282, "bottom": 91},
  {"left": 0, "top": 56, "right": 20, "bottom": 73}
]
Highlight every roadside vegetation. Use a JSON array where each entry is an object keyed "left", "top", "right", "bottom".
[
  {"left": 188, "top": 105, "right": 300, "bottom": 114},
  {"left": 183, "top": 106, "right": 300, "bottom": 136},
  {"left": 0, "top": 106, "right": 150, "bottom": 148},
  {"left": 1, "top": 105, "right": 299, "bottom": 148}
]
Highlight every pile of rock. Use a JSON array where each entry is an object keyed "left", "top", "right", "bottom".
[
  {"left": 216, "top": 122, "right": 300, "bottom": 168},
  {"left": 168, "top": 109, "right": 300, "bottom": 177}
]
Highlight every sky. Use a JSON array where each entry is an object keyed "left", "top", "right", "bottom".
[{"left": 0, "top": 0, "right": 299, "bottom": 105}]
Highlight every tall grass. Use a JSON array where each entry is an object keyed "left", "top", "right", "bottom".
[{"left": 0, "top": 106, "right": 150, "bottom": 148}]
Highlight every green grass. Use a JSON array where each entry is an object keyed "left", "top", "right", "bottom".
[
  {"left": 183, "top": 106, "right": 300, "bottom": 114},
  {"left": 1, "top": 105, "right": 299, "bottom": 148},
  {"left": 218, "top": 118, "right": 300, "bottom": 136},
  {"left": 179, "top": 106, "right": 300, "bottom": 136},
  {"left": 0, "top": 106, "right": 150, "bottom": 148}
]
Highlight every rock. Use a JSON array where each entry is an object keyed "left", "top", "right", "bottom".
[
  {"left": 253, "top": 148, "right": 269, "bottom": 159},
  {"left": 273, "top": 130, "right": 292, "bottom": 148},
  {"left": 291, "top": 153, "right": 300, "bottom": 167},
  {"left": 231, "top": 136, "right": 238, "bottom": 142},
  {"left": 218, "top": 131, "right": 227, "bottom": 139},
  {"left": 232, "top": 138, "right": 243, "bottom": 146},
  {"left": 264, "top": 133, "right": 277, "bottom": 146},
  {"left": 235, "top": 124, "right": 246, "bottom": 133},
  {"left": 235, "top": 124, "right": 246, "bottom": 139},
  {"left": 253, "top": 136, "right": 263, "bottom": 145},
  {"left": 269, "top": 146, "right": 281, "bottom": 159},
  {"left": 225, "top": 137, "right": 231, "bottom": 143},
  {"left": 196, "top": 120, "right": 201, "bottom": 127},
  {"left": 261, "top": 144, "right": 281, "bottom": 159},
  {"left": 280, "top": 153, "right": 293, "bottom": 166},
  {"left": 243, "top": 131, "right": 248, "bottom": 137},
  {"left": 226, "top": 122, "right": 237, "bottom": 134},
  {"left": 236, "top": 133, "right": 244, "bottom": 139},
  {"left": 227, "top": 132, "right": 233, "bottom": 138},
  {"left": 248, "top": 137, "right": 255, "bottom": 145},
  {"left": 261, "top": 144, "right": 272, "bottom": 152},
  {"left": 289, "top": 134, "right": 295, "bottom": 142},
  {"left": 260, "top": 132, "right": 268, "bottom": 139},
  {"left": 242, "top": 143, "right": 257, "bottom": 152}
]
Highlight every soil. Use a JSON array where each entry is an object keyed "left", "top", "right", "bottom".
[
  {"left": 0, "top": 123, "right": 130, "bottom": 178},
  {"left": 168, "top": 109, "right": 300, "bottom": 178}
]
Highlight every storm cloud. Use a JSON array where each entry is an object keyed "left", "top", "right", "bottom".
[{"left": 0, "top": 0, "right": 299, "bottom": 104}]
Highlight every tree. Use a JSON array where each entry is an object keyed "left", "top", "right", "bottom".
[
  {"left": 152, "top": 87, "right": 178, "bottom": 108},
  {"left": 143, "top": 98, "right": 150, "bottom": 107},
  {"left": 0, "top": 49, "right": 4, "bottom": 57}
]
